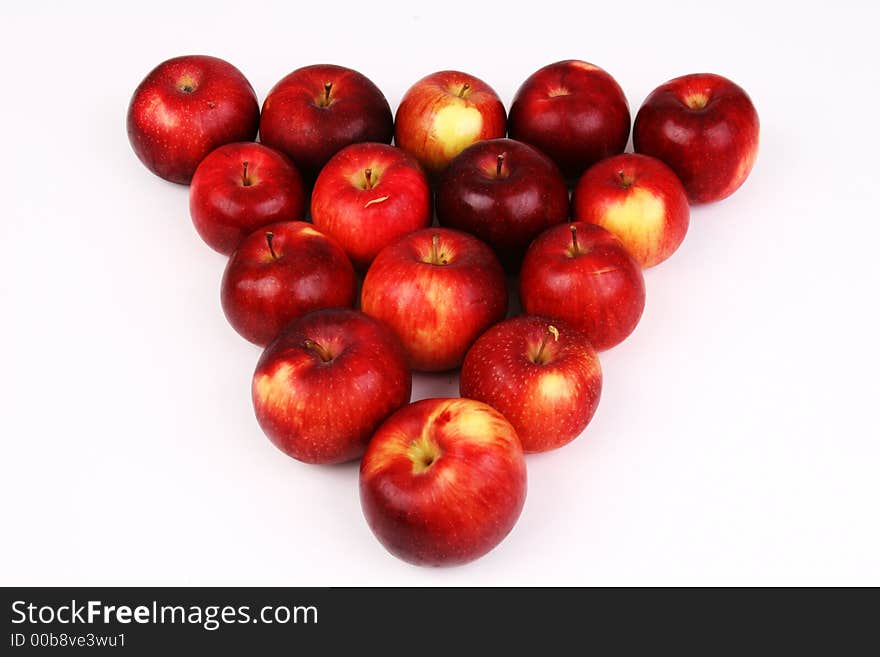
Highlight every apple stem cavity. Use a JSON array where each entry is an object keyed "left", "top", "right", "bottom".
[
  {"left": 618, "top": 170, "right": 634, "bottom": 189},
  {"left": 265, "top": 231, "right": 278, "bottom": 260},
  {"left": 302, "top": 339, "right": 334, "bottom": 363},
  {"left": 458, "top": 82, "right": 470, "bottom": 98},
  {"left": 242, "top": 161, "right": 251, "bottom": 187},
  {"left": 496, "top": 154, "right": 505, "bottom": 177},
  {"left": 534, "top": 325, "right": 560, "bottom": 364},
  {"left": 364, "top": 168, "right": 373, "bottom": 190},
  {"left": 406, "top": 437, "right": 441, "bottom": 474}
]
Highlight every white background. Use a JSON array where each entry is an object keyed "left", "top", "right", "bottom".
[{"left": 1, "top": 0, "right": 878, "bottom": 586}]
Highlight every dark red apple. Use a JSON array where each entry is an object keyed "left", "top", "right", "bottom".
[
  {"left": 508, "top": 60, "right": 630, "bottom": 179},
  {"left": 460, "top": 316, "right": 602, "bottom": 453},
  {"left": 572, "top": 153, "right": 689, "bottom": 268},
  {"left": 127, "top": 55, "right": 259, "bottom": 184},
  {"left": 633, "top": 73, "right": 759, "bottom": 204},
  {"left": 189, "top": 142, "right": 306, "bottom": 255},
  {"left": 436, "top": 138, "right": 569, "bottom": 267},
  {"left": 221, "top": 221, "right": 356, "bottom": 347},
  {"left": 519, "top": 222, "right": 645, "bottom": 351},
  {"left": 360, "top": 397, "right": 526, "bottom": 566},
  {"left": 259, "top": 64, "right": 393, "bottom": 179},
  {"left": 311, "top": 143, "right": 431, "bottom": 270},
  {"left": 253, "top": 308, "right": 411, "bottom": 464},
  {"left": 394, "top": 70, "right": 506, "bottom": 175},
  {"left": 360, "top": 228, "right": 507, "bottom": 372}
]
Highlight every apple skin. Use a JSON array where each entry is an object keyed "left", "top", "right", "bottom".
[
  {"left": 127, "top": 55, "right": 259, "bottom": 184},
  {"left": 311, "top": 143, "right": 431, "bottom": 270},
  {"left": 259, "top": 64, "right": 393, "bottom": 179},
  {"left": 394, "top": 70, "right": 507, "bottom": 176},
  {"left": 519, "top": 222, "right": 645, "bottom": 351},
  {"left": 189, "top": 142, "right": 306, "bottom": 255},
  {"left": 460, "top": 316, "right": 602, "bottom": 453},
  {"left": 508, "top": 60, "right": 630, "bottom": 179},
  {"left": 572, "top": 153, "right": 689, "bottom": 268},
  {"left": 221, "top": 221, "right": 356, "bottom": 347},
  {"left": 633, "top": 73, "right": 759, "bottom": 204},
  {"left": 436, "top": 138, "right": 569, "bottom": 268},
  {"left": 360, "top": 228, "right": 508, "bottom": 372},
  {"left": 252, "top": 308, "right": 411, "bottom": 464},
  {"left": 360, "top": 397, "right": 526, "bottom": 566}
]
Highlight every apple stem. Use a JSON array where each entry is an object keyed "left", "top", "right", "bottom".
[
  {"left": 534, "top": 325, "right": 560, "bottom": 364},
  {"left": 364, "top": 168, "right": 373, "bottom": 190},
  {"left": 430, "top": 233, "right": 447, "bottom": 265},
  {"left": 458, "top": 82, "right": 470, "bottom": 98},
  {"left": 570, "top": 224, "right": 580, "bottom": 254},
  {"left": 618, "top": 170, "right": 633, "bottom": 189},
  {"left": 266, "top": 232, "right": 278, "bottom": 260},
  {"left": 302, "top": 339, "right": 333, "bottom": 363},
  {"left": 496, "top": 154, "right": 504, "bottom": 177},
  {"left": 242, "top": 161, "right": 251, "bottom": 187},
  {"left": 323, "top": 82, "right": 332, "bottom": 105}
]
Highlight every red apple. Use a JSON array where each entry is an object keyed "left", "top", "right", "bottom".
[
  {"left": 508, "top": 60, "right": 630, "bottom": 179},
  {"left": 436, "top": 138, "right": 569, "bottom": 268},
  {"left": 253, "top": 308, "right": 411, "bottom": 464},
  {"left": 189, "top": 142, "right": 306, "bottom": 255},
  {"left": 633, "top": 73, "right": 759, "bottom": 204},
  {"left": 127, "top": 55, "right": 259, "bottom": 184},
  {"left": 311, "top": 143, "right": 431, "bottom": 270},
  {"left": 259, "top": 64, "right": 393, "bottom": 179},
  {"left": 519, "top": 222, "right": 645, "bottom": 351},
  {"left": 460, "top": 316, "right": 602, "bottom": 453},
  {"left": 394, "top": 70, "right": 506, "bottom": 176},
  {"left": 572, "top": 153, "right": 689, "bottom": 268},
  {"left": 361, "top": 228, "right": 507, "bottom": 372},
  {"left": 360, "top": 397, "right": 526, "bottom": 566},
  {"left": 221, "top": 221, "right": 356, "bottom": 347}
]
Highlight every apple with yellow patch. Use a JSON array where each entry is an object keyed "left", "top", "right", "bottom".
[
  {"left": 252, "top": 308, "right": 411, "bottom": 464},
  {"left": 460, "top": 316, "right": 602, "bottom": 452},
  {"left": 360, "top": 397, "right": 526, "bottom": 566},
  {"left": 361, "top": 228, "right": 508, "bottom": 371},
  {"left": 572, "top": 153, "right": 689, "bottom": 268},
  {"left": 394, "top": 70, "right": 506, "bottom": 175},
  {"left": 221, "top": 221, "right": 356, "bottom": 346}
]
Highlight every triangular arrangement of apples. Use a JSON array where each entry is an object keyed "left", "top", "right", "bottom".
[{"left": 129, "top": 57, "right": 758, "bottom": 567}]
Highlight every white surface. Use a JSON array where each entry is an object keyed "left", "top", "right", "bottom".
[{"left": 1, "top": 0, "right": 879, "bottom": 586}]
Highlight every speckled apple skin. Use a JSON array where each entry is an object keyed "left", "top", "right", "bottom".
[
  {"left": 311, "top": 143, "right": 431, "bottom": 270},
  {"left": 189, "top": 142, "right": 306, "bottom": 255},
  {"left": 127, "top": 55, "right": 259, "bottom": 184},
  {"left": 361, "top": 228, "right": 508, "bottom": 372},
  {"left": 221, "top": 221, "right": 356, "bottom": 347},
  {"left": 461, "top": 316, "right": 602, "bottom": 452},
  {"left": 520, "top": 222, "right": 645, "bottom": 351},
  {"left": 253, "top": 308, "right": 411, "bottom": 464},
  {"left": 634, "top": 73, "right": 759, "bottom": 204},
  {"left": 508, "top": 60, "right": 630, "bottom": 179},
  {"left": 360, "top": 398, "right": 526, "bottom": 566},
  {"left": 259, "top": 64, "right": 393, "bottom": 178}
]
